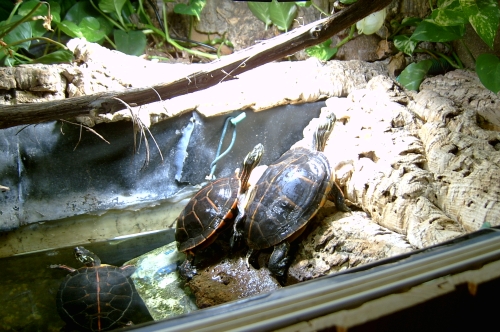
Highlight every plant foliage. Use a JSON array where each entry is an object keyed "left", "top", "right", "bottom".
[
  {"left": 394, "top": 0, "right": 500, "bottom": 93},
  {"left": 0, "top": 0, "right": 219, "bottom": 66},
  {"left": 248, "top": 0, "right": 297, "bottom": 32}
]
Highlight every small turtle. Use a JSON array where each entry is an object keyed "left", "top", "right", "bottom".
[
  {"left": 51, "top": 247, "right": 140, "bottom": 331},
  {"left": 175, "top": 143, "right": 264, "bottom": 279},
  {"left": 234, "top": 112, "right": 350, "bottom": 278}
]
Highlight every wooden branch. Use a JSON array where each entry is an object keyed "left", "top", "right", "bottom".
[{"left": 0, "top": 0, "right": 392, "bottom": 130}]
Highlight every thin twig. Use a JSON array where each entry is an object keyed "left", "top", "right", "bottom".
[{"left": 59, "top": 119, "right": 110, "bottom": 150}]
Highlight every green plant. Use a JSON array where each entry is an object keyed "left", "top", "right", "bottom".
[
  {"left": 248, "top": 0, "right": 298, "bottom": 32},
  {"left": 0, "top": 1, "right": 73, "bottom": 66},
  {"left": 394, "top": 0, "right": 500, "bottom": 93},
  {"left": 0, "top": 0, "right": 224, "bottom": 66}
]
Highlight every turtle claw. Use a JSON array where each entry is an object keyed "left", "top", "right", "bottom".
[
  {"left": 330, "top": 182, "right": 351, "bottom": 212},
  {"left": 179, "top": 259, "right": 197, "bottom": 280},
  {"left": 268, "top": 242, "right": 291, "bottom": 279}
]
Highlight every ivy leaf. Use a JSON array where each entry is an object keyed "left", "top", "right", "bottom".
[
  {"left": 430, "top": 0, "right": 468, "bottom": 26},
  {"left": 1, "top": 16, "right": 32, "bottom": 50},
  {"left": 295, "top": 1, "right": 311, "bottom": 7},
  {"left": 429, "top": 8, "right": 467, "bottom": 26},
  {"left": 394, "top": 35, "right": 418, "bottom": 55},
  {"left": 305, "top": 39, "right": 338, "bottom": 60},
  {"left": 476, "top": 53, "right": 500, "bottom": 93},
  {"left": 412, "top": 20, "right": 464, "bottom": 42},
  {"left": 114, "top": 29, "right": 146, "bottom": 56},
  {"left": 400, "top": 17, "right": 422, "bottom": 27},
  {"left": 33, "top": 49, "right": 74, "bottom": 64},
  {"left": 459, "top": 0, "right": 500, "bottom": 49},
  {"left": 397, "top": 59, "right": 433, "bottom": 91},
  {"left": 174, "top": 0, "right": 206, "bottom": 20},
  {"left": 248, "top": 2, "right": 272, "bottom": 29},
  {"left": 80, "top": 17, "right": 106, "bottom": 42},
  {"left": 269, "top": 0, "right": 297, "bottom": 32},
  {"left": 57, "top": 20, "right": 84, "bottom": 38},
  {"left": 98, "top": 0, "right": 127, "bottom": 16},
  {"left": 64, "top": 1, "right": 99, "bottom": 25}
]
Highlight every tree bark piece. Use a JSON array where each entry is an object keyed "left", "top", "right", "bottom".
[
  {"left": 0, "top": 0, "right": 392, "bottom": 130},
  {"left": 412, "top": 90, "right": 500, "bottom": 233},
  {"left": 320, "top": 76, "right": 466, "bottom": 249}
]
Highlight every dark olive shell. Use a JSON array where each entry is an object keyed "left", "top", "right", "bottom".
[
  {"left": 56, "top": 264, "right": 137, "bottom": 331},
  {"left": 243, "top": 147, "right": 333, "bottom": 250},
  {"left": 175, "top": 176, "right": 239, "bottom": 253}
]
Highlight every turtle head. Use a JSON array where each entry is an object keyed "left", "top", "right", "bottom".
[
  {"left": 74, "top": 246, "right": 101, "bottom": 267},
  {"left": 313, "top": 112, "right": 336, "bottom": 152},
  {"left": 239, "top": 143, "right": 264, "bottom": 194}
]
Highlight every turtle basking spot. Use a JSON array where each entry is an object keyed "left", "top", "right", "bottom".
[
  {"left": 175, "top": 143, "right": 265, "bottom": 280},
  {"left": 51, "top": 246, "right": 147, "bottom": 332},
  {"left": 234, "top": 112, "right": 350, "bottom": 280}
]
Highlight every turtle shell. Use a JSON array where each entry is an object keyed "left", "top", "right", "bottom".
[
  {"left": 243, "top": 146, "right": 333, "bottom": 250},
  {"left": 55, "top": 263, "right": 137, "bottom": 331},
  {"left": 175, "top": 176, "right": 239, "bottom": 253}
]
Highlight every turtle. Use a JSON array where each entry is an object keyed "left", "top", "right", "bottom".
[
  {"left": 51, "top": 246, "right": 140, "bottom": 332},
  {"left": 175, "top": 143, "right": 264, "bottom": 279},
  {"left": 234, "top": 112, "right": 350, "bottom": 278}
]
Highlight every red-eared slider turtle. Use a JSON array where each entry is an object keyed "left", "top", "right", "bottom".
[
  {"left": 51, "top": 247, "right": 140, "bottom": 331},
  {"left": 175, "top": 143, "right": 264, "bottom": 279},
  {"left": 234, "top": 113, "right": 350, "bottom": 278}
]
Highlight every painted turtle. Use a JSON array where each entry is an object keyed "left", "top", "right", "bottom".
[
  {"left": 235, "top": 112, "right": 350, "bottom": 278},
  {"left": 51, "top": 246, "right": 139, "bottom": 331},
  {"left": 175, "top": 143, "right": 264, "bottom": 279}
]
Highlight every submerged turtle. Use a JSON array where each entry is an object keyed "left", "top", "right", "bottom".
[
  {"left": 234, "top": 112, "right": 350, "bottom": 278},
  {"left": 51, "top": 246, "right": 141, "bottom": 331},
  {"left": 175, "top": 143, "right": 264, "bottom": 279}
]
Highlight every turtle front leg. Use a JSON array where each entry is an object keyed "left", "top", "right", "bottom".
[
  {"left": 268, "top": 241, "right": 292, "bottom": 278},
  {"left": 230, "top": 213, "right": 246, "bottom": 251},
  {"left": 178, "top": 252, "right": 197, "bottom": 280},
  {"left": 329, "top": 182, "right": 351, "bottom": 212}
]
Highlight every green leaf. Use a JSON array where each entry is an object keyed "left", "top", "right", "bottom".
[
  {"left": 400, "top": 17, "right": 423, "bottom": 27},
  {"left": 397, "top": 59, "right": 433, "bottom": 91},
  {"left": 412, "top": 20, "right": 464, "bottom": 42},
  {"left": 248, "top": 2, "right": 272, "bottom": 29},
  {"left": 174, "top": 0, "right": 206, "bottom": 20},
  {"left": 393, "top": 35, "right": 418, "bottom": 55},
  {"left": 80, "top": 17, "right": 106, "bottom": 42},
  {"left": 459, "top": 0, "right": 500, "bottom": 49},
  {"left": 57, "top": 20, "right": 84, "bottom": 38},
  {"left": 1, "top": 16, "right": 32, "bottom": 50},
  {"left": 269, "top": 0, "right": 297, "bottom": 32},
  {"left": 114, "top": 29, "right": 146, "bottom": 56},
  {"left": 476, "top": 53, "right": 500, "bottom": 93},
  {"left": 340, "top": 0, "right": 357, "bottom": 4},
  {"left": 18, "top": 0, "right": 47, "bottom": 17},
  {"left": 33, "top": 49, "right": 74, "bottom": 64},
  {"left": 99, "top": 0, "right": 127, "bottom": 15},
  {"left": 305, "top": 39, "right": 338, "bottom": 60},
  {"left": 64, "top": 1, "right": 99, "bottom": 25},
  {"left": 295, "top": 1, "right": 311, "bottom": 7},
  {"left": 429, "top": 7, "right": 467, "bottom": 26}
]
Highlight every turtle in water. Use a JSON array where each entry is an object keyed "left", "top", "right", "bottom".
[
  {"left": 175, "top": 143, "right": 264, "bottom": 279},
  {"left": 234, "top": 112, "right": 350, "bottom": 279},
  {"left": 51, "top": 246, "right": 143, "bottom": 331}
]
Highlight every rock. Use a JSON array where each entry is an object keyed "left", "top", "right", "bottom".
[
  {"left": 187, "top": 256, "right": 281, "bottom": 308},
  {"left": 0, "top": 65, "right": 68, "bottom": 105},
  {"left": 125, "top": 242, "right": 198, "bottom": 321},
  {"left": 420, "top": 70, "right": 500, "bottom": 130},
  {"left": 287, "top": 211, "right": 413, "bottom": 283}
]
